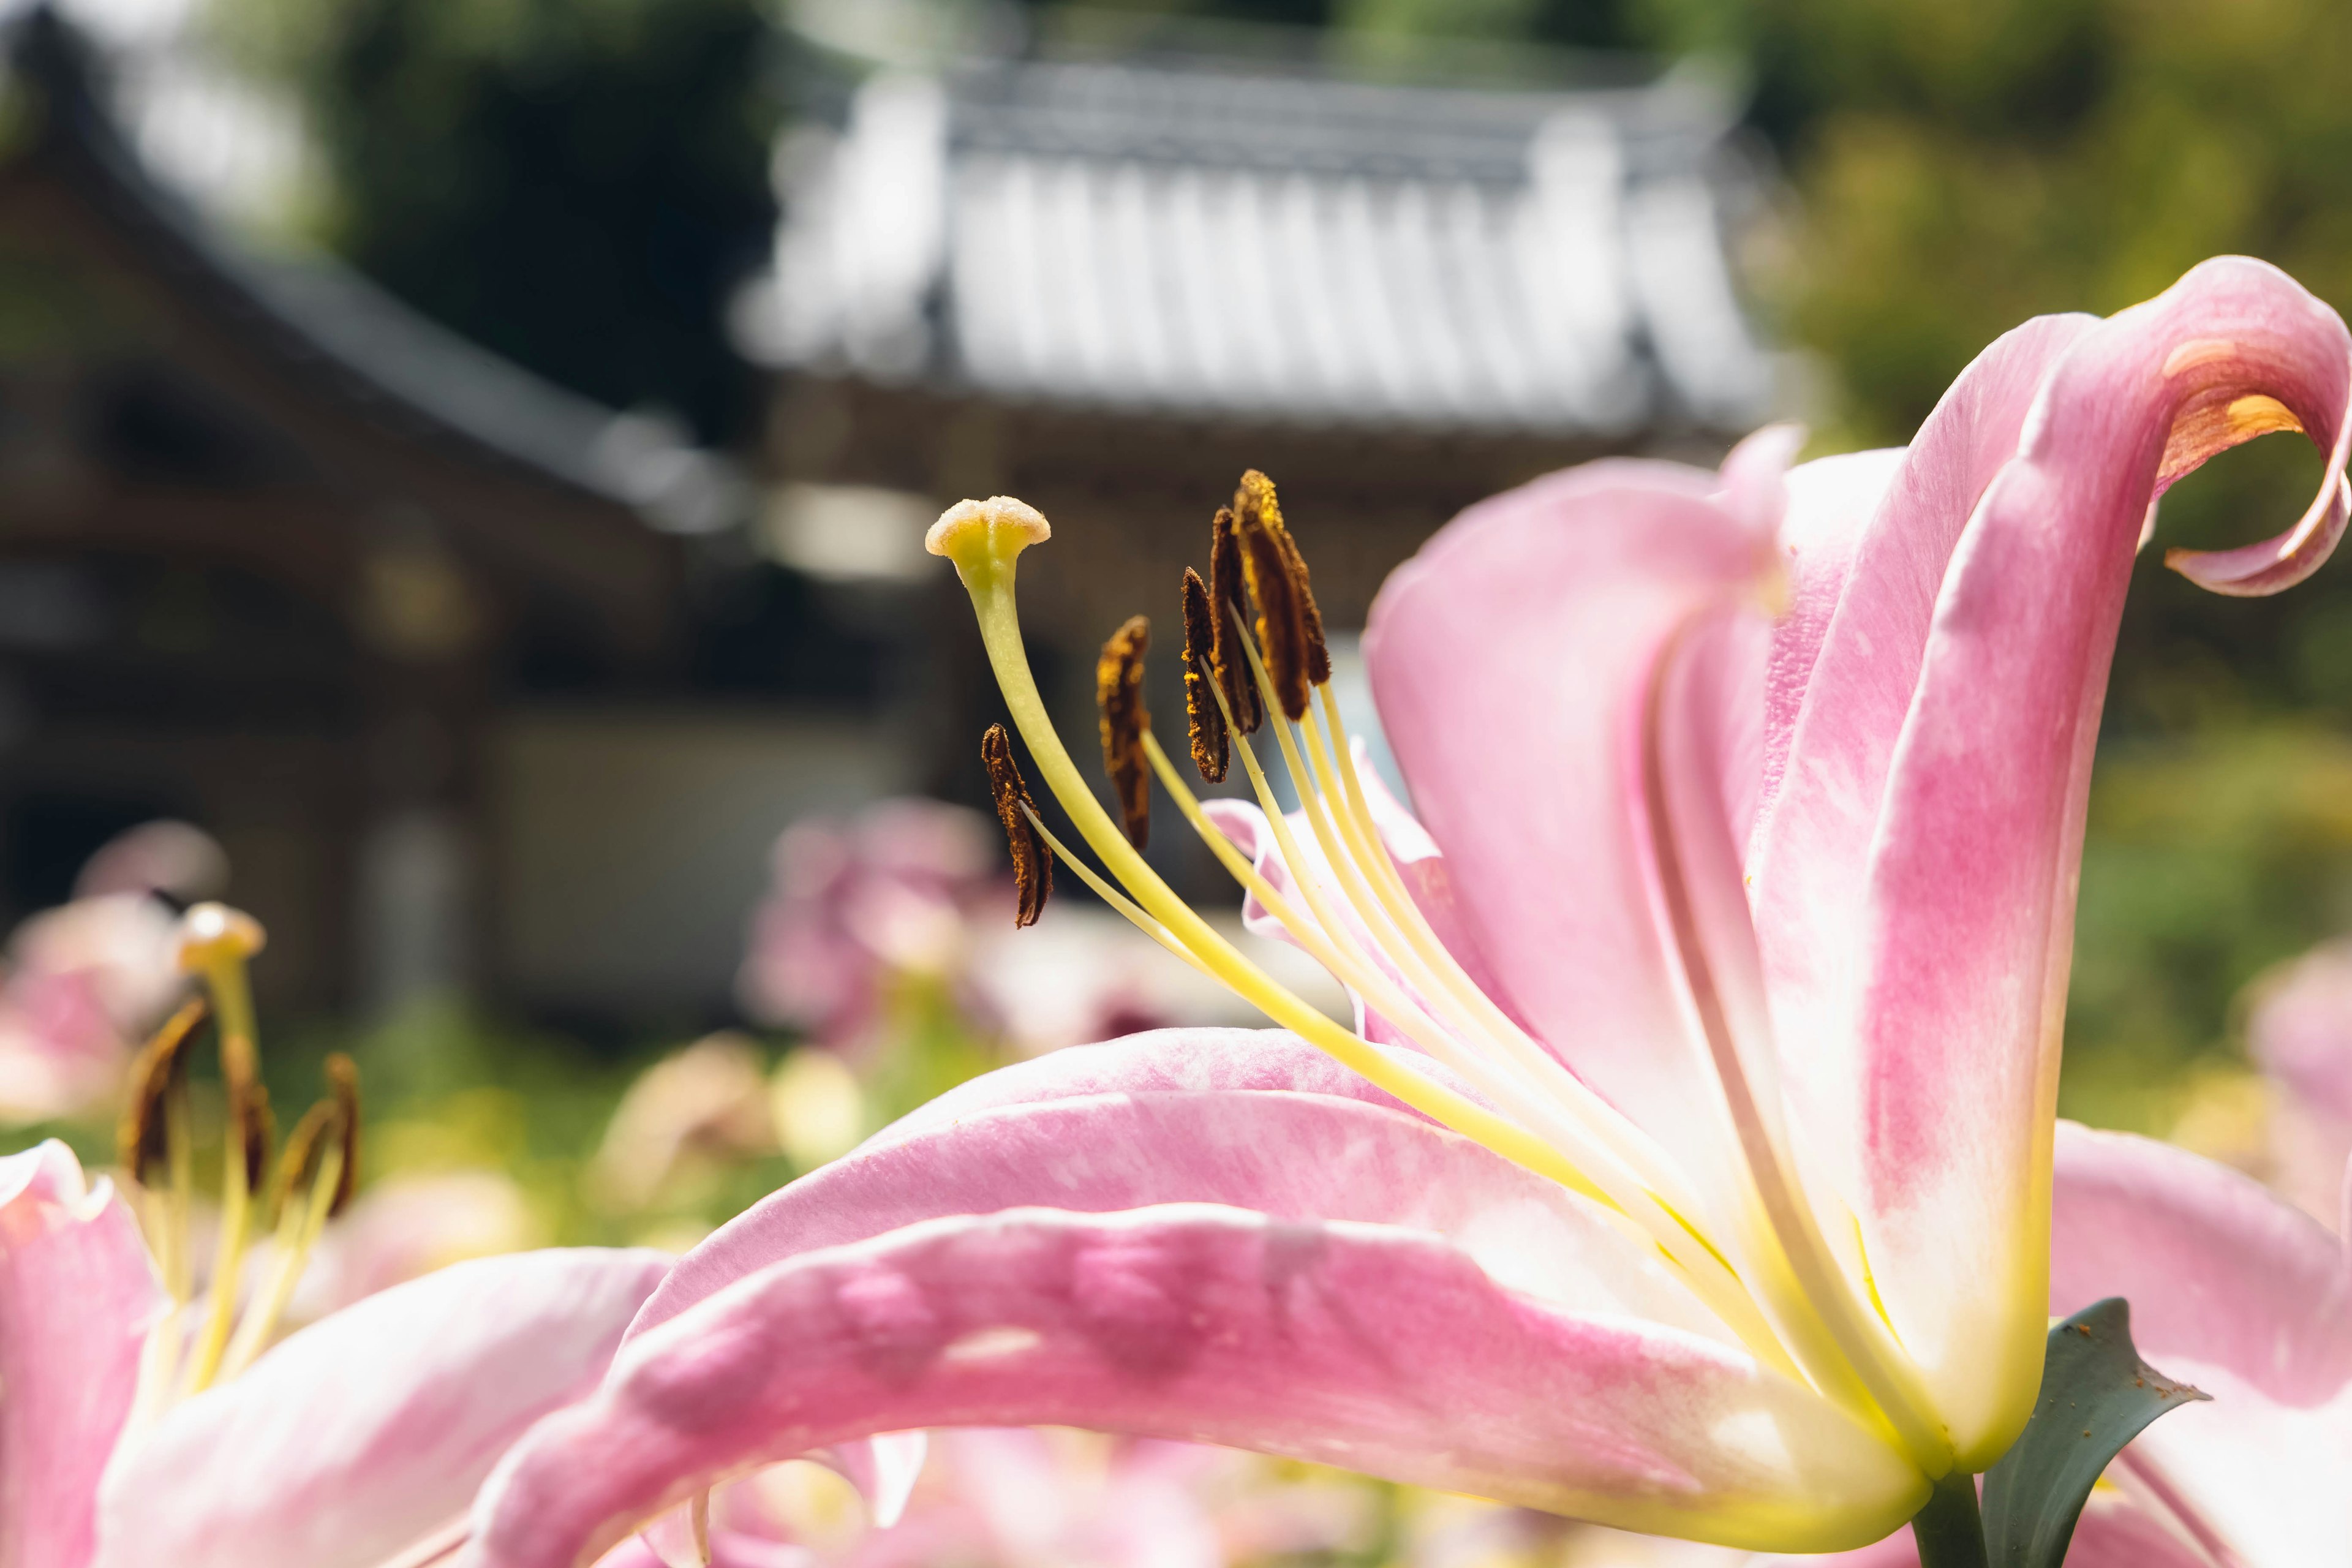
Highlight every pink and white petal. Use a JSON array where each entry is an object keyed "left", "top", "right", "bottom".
[
  {"left": 91, "top": 1247, "right": 671, "bottom": 1568},
  {"left": 0, "top": 1140, "right": 164, "bottom": 1568},
  {"left": 1752, "top": 446, "right": 1907, "bottom": 832},
  {"left": 2123, "top": 1369, "right": 2352, "bottom": 1568},
  {"left": 1747, "top": 312, "right": 2099, "bottom": 1185},
  {"left": 1845, "top": 258, "right": 2352, "bottom": 1464},
  {"left": 461, "top": 1207, "right": 1923, "bottom": 1568},
  {"left": 1363, "top": 458, "right": 1776, "bottom": 1223},
  {"left": 633, "top": 1063, "right": 1727, "bottom": 1352},
  {"left": 2049, "top": 1123, "right": 2352, "bottom": 1404},
  {"left": 636, "top": 1027, "right": 1469, "bottom": 1332},
  {"left": 815, "top": 1430, "right": 927, "bottom": 1528}
]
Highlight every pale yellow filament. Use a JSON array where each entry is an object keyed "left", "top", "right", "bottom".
[{"left": 219, "top": 1138, "right": 346, "bottom": 1382}]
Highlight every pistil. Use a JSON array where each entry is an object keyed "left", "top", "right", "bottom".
[{"left": 178, "top": 902, "right": 270, "bottom": 1394}]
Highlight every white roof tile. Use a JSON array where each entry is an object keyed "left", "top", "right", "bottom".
[{"left": 739, "top": 55, "right": 1775, "bottom": 435}]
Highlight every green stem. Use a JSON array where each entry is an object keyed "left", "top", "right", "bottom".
[{"left": 1912, "top": 1471, "right": 1988, "bottom": 1568}]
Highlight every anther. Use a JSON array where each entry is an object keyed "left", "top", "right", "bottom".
[
  {"left": 269, "top": 1055, "right": 360, "bottom": 1223},
  {"left": 981, "top": 723, "right": 1054, "bottom": 927},
  {"left": 325, "top": 1052, "right": 360, "bottom": 1215},
  {"left": 233, "top": 1080, "right": 273, "bottom": 1193},
  {"left": 1208, "top": 507, "right": 1264, "bottom": 734},
  {"left": 1232, "top": 471, "right": 1315, "bottom": 718},
  {"left": 1179, "top": 568, "right": 1230, "bottom": 782},
  {"left": 118, "top": 996, "right": 207, "bottom": 1185},
  {"left": 1237, "top": 469, "right": 1329, "bottom": 685},
  {"left": 1096, "top": 615, "right": 1152, "bottom": 849}
]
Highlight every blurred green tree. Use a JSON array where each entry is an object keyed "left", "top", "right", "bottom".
[{"left": 221, "top": 0, "right": 782, "bottom": 440}]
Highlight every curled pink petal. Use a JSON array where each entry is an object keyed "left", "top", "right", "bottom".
[{"left": 1841, "top": 258, "right": 2352, "bottom": 1462}]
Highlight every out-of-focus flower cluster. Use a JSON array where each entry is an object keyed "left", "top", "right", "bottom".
[
  {"left": 0, "top": 821, "right": 223, "bottom": 1125},
  {"left": 736, "top": 797, "right": 1264, "bottom": 1065}
]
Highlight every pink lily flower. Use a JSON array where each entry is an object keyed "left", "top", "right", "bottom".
[
  {"left": 0, "top": 1138, "right": 669, "bottom": 1568},
  {"left": 454, "top": 255, "right": 2352, "bottom": 1566}
]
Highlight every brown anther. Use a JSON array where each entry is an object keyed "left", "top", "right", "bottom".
[
  {"left": 1096, "top": 615, "right": 1152, "bottom": 849},
  {"left": 233, "top": 1079, "right": 273, "bottom": 1194},
  {"left": 1231, "top": 471, "right": 1313, "bottom": 720},
  {"left": 117, "top": 995, "right": 208, "bottom": 1185},
  {"left": 267, "top": 1054, "right": 361, "bottom": 1223},
  {"left": 268, "top": 1100, "right": 336, "bottom": 1226},
  {"left": 981, "top": 723, "right": 1054, "bottom": 928},
  {"left": 1207, "top": 507, "right": 1263, "bottom": 734},
  {"left": 1179, "top": 568, "right": 1230, "bottom": 782},
  {"left": 325, "top": 1052, "right": 360, "bottom": 1216}
]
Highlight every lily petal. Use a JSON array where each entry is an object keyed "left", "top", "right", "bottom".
[
  {"left": 1363, "top": 458, "right": 1775, "bottom": 1222},
  {"left": 2049, "top": 1121, "right": 2352, "bottom": 1406},
  {"left": 0, "top": 1140, "right": 164, "bottom": 1568},
  {"left": 632, "top": 1029, "right": 1724, "bottom": 1349},
  {"left": 2122, "top": 1371, "right": 2352, "bottom": 1568},
  {"left": 1844, "top": 257, "right": 2352, "bottom": 1461},
  {"left": 463, "top": 1207, "right": 1924, "bottom": 1568},
  {"left": 91, "top": 1247, "right": 671, "bottom": 1568}
]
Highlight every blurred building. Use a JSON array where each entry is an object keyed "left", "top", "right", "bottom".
[
  {"left": 738, "top": 21, "right": 1778, "bottom": 816},
  {"left": 0, "top": 10, "right": 910, "bottom": 1023}
]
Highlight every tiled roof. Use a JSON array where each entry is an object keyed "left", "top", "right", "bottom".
[{"left": 740, "top": 52, "right": 1777, "bottom": 435}]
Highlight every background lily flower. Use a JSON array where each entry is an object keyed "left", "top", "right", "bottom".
[
  {"left": 0, "top": 821, "right": 225, "bottom": 1126},
  {"left": 0, "top": 1137, "right": 670, "bottom": 1568},
  {"left": 453, "top": 255, "right": 2352, "bottom": 1568},
  {"left": 2244, "top": 938, "right": 2352, "bottom": 1227}
]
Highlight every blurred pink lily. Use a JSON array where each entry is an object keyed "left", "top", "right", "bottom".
[
  {"left": 0, "top": 1139, "right": 669, "bottom": 1568},
  {"left": 1767, "top": 1120, "right": 2352, "bottom": 1568},
  {"left": 456, "top": 256, "right": 2352, "bottom": 1566},
  {"left": 2244, "top": 938, "right": 2352, "bottom": 1227}
]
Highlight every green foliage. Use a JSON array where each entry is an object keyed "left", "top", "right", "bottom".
[{"left": 217, "top": 0, "right": 782, "bottom": 439}]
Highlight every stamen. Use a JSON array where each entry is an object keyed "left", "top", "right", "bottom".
[
  {"left": 326, "top": 1050, "right": 361, "bottom": 1216},
  {"left": 929, "top": 489, "right": 1801, "bottom": 1379},
  {"left": 981, "top": 723, "right": 1054, "bottom": 927},
  {"left": 119, "top": 998, "right": 208, "bottom": 1428},
  {"left": 1231, "top": 473, "right": 1313, "bottom": 719},
  {"left": 221, "top": 1054, "right": 361, "bottom": 1380},
  {"left": 1235, "top": 469, "right": 1329, "bottom": 685},
  {"left": 235, "top": 1080, "right": 274, "bottom": 1194},
  {"left": 119, "top": 997, "right": 206, "bottom": 1194},
  {"left": 690, "top": 1488, "right": 714, "bottom": 1566},
  {"left": 1208, "top": 508, "right": 1264, "bottom": 734},
  {"left": 1179, "top": 568, "right": 1229, "bottom": 782},
  {"left": 1095, "top": 615, "right": 1152, "bottom": 849}
]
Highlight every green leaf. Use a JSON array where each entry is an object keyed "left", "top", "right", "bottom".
[{"left": 1981, "top": 1297, "right": 2207, "bottom": 1568}]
